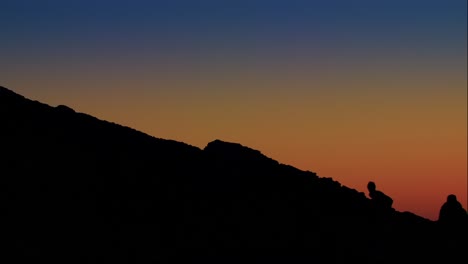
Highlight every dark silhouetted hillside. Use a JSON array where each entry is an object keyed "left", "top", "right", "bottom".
[{"left": 1, "top": 86, "right": 466, "bottom": 263}]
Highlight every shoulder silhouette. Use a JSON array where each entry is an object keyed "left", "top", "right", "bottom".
[{"left": 438, "top": 194, "right": 468, "bottom": 226}]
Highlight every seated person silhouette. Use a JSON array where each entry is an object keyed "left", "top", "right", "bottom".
[
  {"left": 438, "top": 194, "right": 467, "bottom": 227},
  {"left": 367, "top": 181, "right": 394, "bottom": 213}
]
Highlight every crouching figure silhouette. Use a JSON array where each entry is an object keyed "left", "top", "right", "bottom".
[{"left": 367, "top": 181, "right": 394, "bottom": 215}]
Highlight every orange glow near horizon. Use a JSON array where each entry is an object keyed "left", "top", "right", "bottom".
[{"left": 3, "top": 55, "right": 466, "bottom": 221}]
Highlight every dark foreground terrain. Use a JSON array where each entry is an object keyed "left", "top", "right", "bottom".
[{"left": 1, "top": 86, "right": 466, "bottom": 263}]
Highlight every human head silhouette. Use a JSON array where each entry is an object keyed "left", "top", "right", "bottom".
[
  {"left": 447, "top": 194, "right": 457, "bottom": 203},
  {"left": 367, "top": 181, "right": 376, "bottom": 193}
]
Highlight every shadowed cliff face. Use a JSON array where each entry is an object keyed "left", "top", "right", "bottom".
[{"left": 1, "top": 86, "right": 466, "bottom": 264}]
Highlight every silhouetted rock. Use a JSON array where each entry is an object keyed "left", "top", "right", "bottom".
[
  {"left": 56, "top": 104, "right": 76, "bottom": 114},
  {"left": 0, "top": 85, "right": 466, "bottom": 263},
  {"left": 204, "top": 139, "right": 279, "bottom": 167}
]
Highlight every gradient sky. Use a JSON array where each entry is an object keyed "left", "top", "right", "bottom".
[{"left": 1, "top": 0, "right": 466, "bottom": 221}]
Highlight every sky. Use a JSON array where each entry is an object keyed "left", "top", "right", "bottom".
[{"left": 1, "top": 0, "right": 466, "bottom": 221}]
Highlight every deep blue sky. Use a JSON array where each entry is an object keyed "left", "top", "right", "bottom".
[{"left": 1, "top": 0, "right": 466, "bottom": 58}]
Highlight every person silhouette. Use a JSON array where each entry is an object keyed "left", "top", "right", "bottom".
[
  {"left": 367, "top": 181, "right": 393, "bottom": 212},
  {"left": 436, "top": 194, "right": 468, "bottom": 260},
  {"left": 438, "top": 194, "right": 467, "bottom": 226},
  {"left": 365, "top": 181, "right": 395, "bottom": 263}
]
